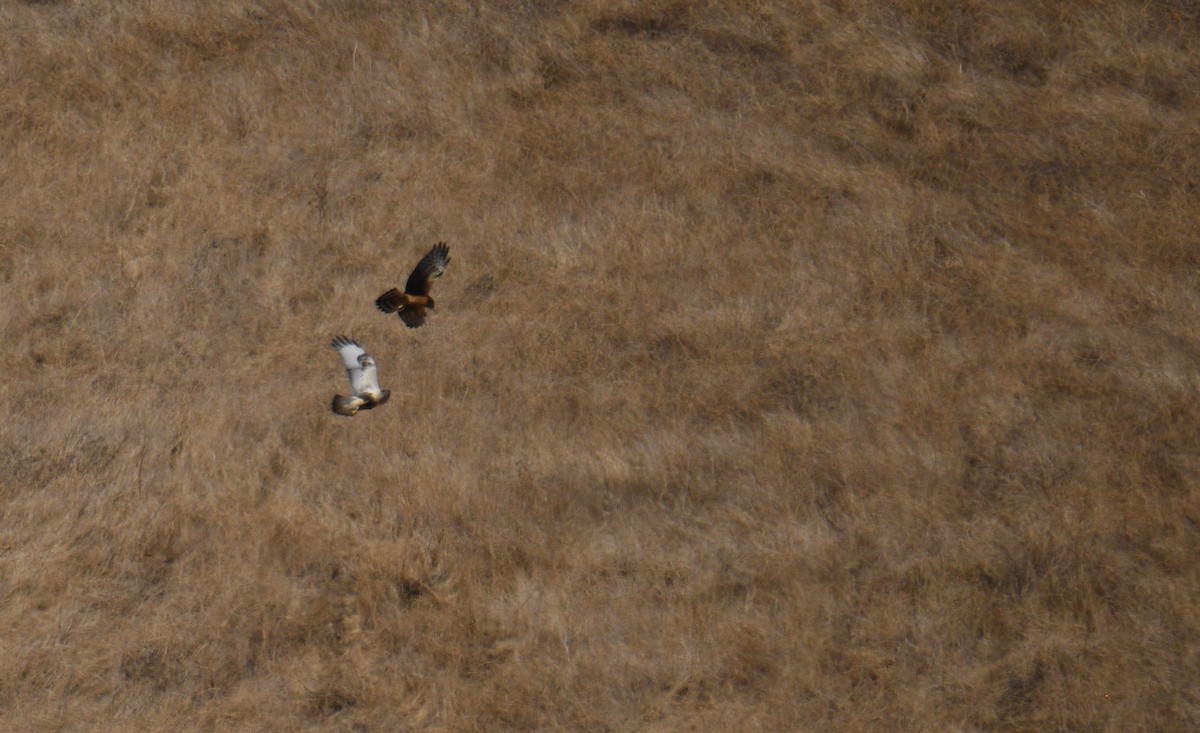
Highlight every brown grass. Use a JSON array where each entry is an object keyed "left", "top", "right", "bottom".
[{"left": 2, "top": 0, "right": 1199, "bottom": 729}]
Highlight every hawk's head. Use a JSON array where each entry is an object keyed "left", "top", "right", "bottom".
[{"left": 359, "top": 354, "right": 375, "bottom": 368}]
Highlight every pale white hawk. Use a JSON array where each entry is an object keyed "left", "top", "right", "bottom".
[{"left": 330, "top": 336, "right": 390, "bottom": 416}]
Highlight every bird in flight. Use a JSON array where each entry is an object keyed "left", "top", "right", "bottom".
[
  {"left": 330, "top": 336, "right": 390, "bottom": 416},
  {"left": 375, "top": 242, "right": 451, "bottom": 328}
]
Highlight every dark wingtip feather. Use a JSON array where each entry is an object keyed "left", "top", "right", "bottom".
[{"left": 404, "top": 243, "right": 451, "bottom": 296}]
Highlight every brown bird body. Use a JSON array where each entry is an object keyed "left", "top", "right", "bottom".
[{"left": 376, "top": 242, "right": 451, "bottom": 328}]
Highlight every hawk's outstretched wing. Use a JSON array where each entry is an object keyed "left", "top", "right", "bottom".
[
  {"left": 332, "top": 336, "right": 368, "bottom": 395},
  {"left": 404, "top": 241, "right": 450, "bottom": 297}
]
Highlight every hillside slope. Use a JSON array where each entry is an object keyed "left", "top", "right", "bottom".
[{"left": 1, "top": 1, "right": 1198, "bottom": 730}]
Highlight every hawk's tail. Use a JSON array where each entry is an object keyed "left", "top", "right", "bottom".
[
  {"left": 331, "top": 394, "right": 360, "bottom": 416},
  {"left": 375, "top": 289, "right": 403, "bottom": 314}
]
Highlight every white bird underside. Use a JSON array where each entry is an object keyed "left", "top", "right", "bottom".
[{"left": 330, "top": 336, "right": 390, "bottom": 416}]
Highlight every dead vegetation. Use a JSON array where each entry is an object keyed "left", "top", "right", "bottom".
[{"left": 1, "top": 0, "right": 1199, "bottom": 730}]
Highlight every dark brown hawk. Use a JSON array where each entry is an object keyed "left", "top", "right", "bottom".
[{"left": 375, "top": 242, "right": 451, "bottom": 328}]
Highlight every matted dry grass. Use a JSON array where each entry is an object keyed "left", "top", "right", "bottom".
[{"left": 2, "top": 0, "right": 1199, "bottom": 730}]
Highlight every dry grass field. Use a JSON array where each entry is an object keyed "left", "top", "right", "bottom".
[{"left": 2, "top": 0, "right": 1199, "bottom": 730}]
